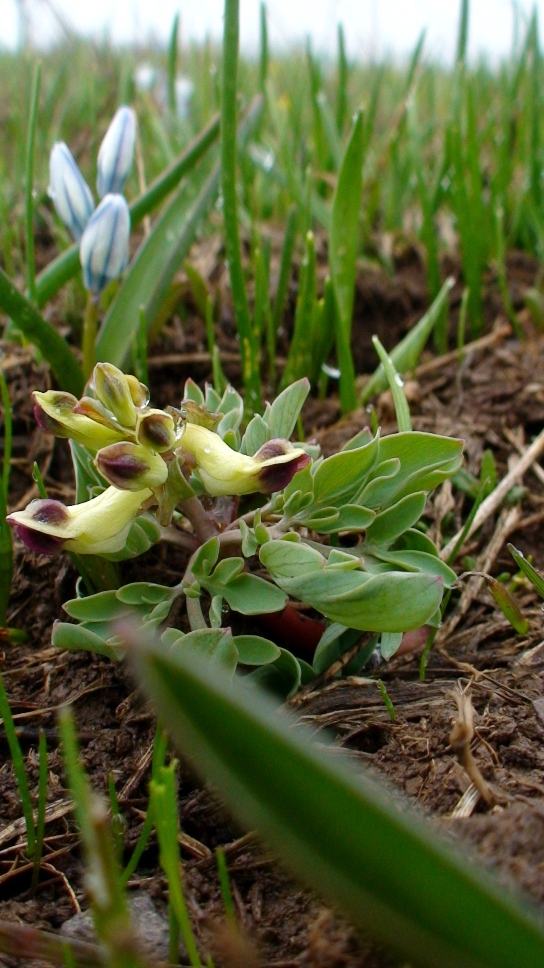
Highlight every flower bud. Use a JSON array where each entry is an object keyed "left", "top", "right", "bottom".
[
  {"left": 7, "top": 485, "right": 152, "bottom": 556},
  {"left": 96, "top": 106, "right": 137, "bottom": 198},
  {"left": 95, "top": 442, "right": 168, "bottom": 491},
  {"left": 33, "top": 390, "right": 125, "bottom": 450},
  {"left": 79, "top": 193, "right": 130, "bottom": 293},
  {"left": 137, "top": 409, "right": 179, "bottom": 452},
  {"left": 125, "top": 374, "right": 150, "bottom": 408},
  {"left": 179, "top": 423, "right": 310, "bottom": 497},
  {"left": 92, "top": 363, "right": 137, "bottom": 429},
  {"left": 72, "top": 396, "right": 123, "bottom": 431},
  {"left": 48, "top": 142, "right": 95, "bottom": 241}
]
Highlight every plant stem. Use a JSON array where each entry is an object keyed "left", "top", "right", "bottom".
[
  {"left": 82, "top": 295, "right": 99, "bottom": 380},
  {"left": 178, "top": 496, "right": 219, "bottom": 543}
]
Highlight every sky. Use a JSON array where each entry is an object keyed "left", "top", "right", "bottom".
[{"left": 3, "top": 0, "right": 542, "bottom": 63}]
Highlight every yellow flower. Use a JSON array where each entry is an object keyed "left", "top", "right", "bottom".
[
  {"left": 179, "top": 423, "right": 310, "bottom": 497},
  {"left": 7, "top": 486, "right": 151, "bottom": 556},
  {"left": 33, "top": 390, "right": 125, "bottom": 451}
]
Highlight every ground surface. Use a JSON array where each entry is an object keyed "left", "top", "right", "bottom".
[{"left": 2, "top": 241, "right": 544, "bottom": 967}]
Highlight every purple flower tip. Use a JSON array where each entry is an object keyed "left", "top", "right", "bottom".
[
  {"left": 259, "top": 451, "right": 311, "bottom": 494},
  {"left": 7, "top": 519, "right": 65, "bottom": 556}
]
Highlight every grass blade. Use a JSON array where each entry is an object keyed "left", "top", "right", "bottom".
[
  {"left": 59, "top": 708, "right": 151, "bottom": 968},
  {"left": 167, "top": 13, "right": 180, "bottom": 119},
  {"left": 336, "top": 23, "right": 348, "bottom": 134},
  {"left": 329, "top": 110, "right": 364, "bottom": 412},
  {"left": 271, "top": 203, "right": 298, "bottom": 341},
  {"left": 25, "top": 63, "right": 41, "bottom": 305},
  {"left": 259, "top": 1, "right": 268, "bottom": 94},
  {"left": 361, "top": 278, "right": 454, "bottom": 403},
  {"left": 0, "top": 370, "right": 13, "bottom": 625},
  {"left": 0, "top": 674, "right": 35, "bottom": 855},
  {"left": 126, "top": 623, "right": 544, "bottom": 968},
  {"left": 0, "top": 268, "right": 84, "bottom": 396},
  {"left": 456, "top": 0, "right": 470, "bottom": 65},
  {"left": 508, "top": 544, "right": 544, "bottom": 599},
  {"left": 31, "top": 730, "right": 49, "bottom": 894},
  {"left": 221, "top": 0, "right": 261, "bottom": 412},
  {"left": 280, "top": 230, "right": 317, "bottom": 389},
  {"left": 371, "top": 336, "right": 412, "bottom": 432}
]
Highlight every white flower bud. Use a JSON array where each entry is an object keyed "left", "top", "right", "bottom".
[
  {"left": 96, "top": 106, "right": 137, "bottom": 198},
  {"left": 48, "top": 142, "right": 94, "bottom": 241},
  {"left": 79, "top": 193, "right": 131, "bottom": 293}
]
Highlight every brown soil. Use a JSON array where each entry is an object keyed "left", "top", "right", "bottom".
[{"left": 2, "top": 242, "right": 544, "bottom": 967}]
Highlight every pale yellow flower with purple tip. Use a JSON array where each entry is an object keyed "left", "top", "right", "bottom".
[
  {"left": 33, "top": 390, "right": 125, "bottom": 451},
  {"left": 179, "top": 423, "right": 310, "bottom": 497},
  {"left": 7, "top": 486, "right": 152, "bottom": 556}
]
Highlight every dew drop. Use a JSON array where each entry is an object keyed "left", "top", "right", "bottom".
[{"left": 394, "top": 373, "right": 404, "bottom": 387}]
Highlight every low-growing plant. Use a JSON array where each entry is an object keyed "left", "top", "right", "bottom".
[{"left": 7, "top": 361, "right": 462, "bottom": 696}]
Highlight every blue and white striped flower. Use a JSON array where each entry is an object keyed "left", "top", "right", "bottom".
[
  {"left": 97, "top": 106, "right": 137, "bottom": 198},
  {"left": 79, "top": 193, "right": 131, "bottom": 294},
  {"left": 48, "top": 142, "right": 95, "bottom": 241},
  {"left": 48, "top": 107, "right": 137, "bottom": 292}
]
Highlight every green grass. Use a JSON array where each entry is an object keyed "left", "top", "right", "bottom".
[
  {"left": 3, "top": 2, "right": 544, "bottom": 965},
  {"left": 1, "top": 2, "right": 544, "bottom": 385}
]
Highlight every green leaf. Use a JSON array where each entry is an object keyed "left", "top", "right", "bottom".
[
  {"left": 240, "top": 413, "right": 269, "bottom": 456},
  {"left": 338, "top": 505, "right": 377, "bottom": 532},
  {"left": 0, "top": 268, "right": 83, "bottom": 396},
  {"left": 233, "top": 635, "right": 281, "bottom": 665},
  {"left": 379, "top": 632, "right": 404, "bottom": 660},
  {"left": 247, "top": 647, "right": 302, "bottom": 699},
  {"left": 360, "top": 433, "right": 463, "bottom": 509},
  {"left": 267, "top": 378, "right": 311, "bottom": 440},
  {"left": 364, "top": 493, "right": 427, "bottom": 545},
  {"left": 312, "top": 433, "right": 380, "bottom": 505},
  {"left": 52, "top": 622, "right": 116, "bottom": 658},
  {"left": 367, "top": 549, "right": 457, "bottom": 586},
  {"left": 116, "top": 583, "right": 175, "bottom": 606},
  {"left": 174, "top": 628, "right": 238, "bottom": 674},
  {"left": 190, "top": 537, "right": 220, "bottom": 579},
  {"left": 64, "top": 591, "right": 124, "bottom": 622},
  {"left": 260, "top": 539, "right": 325, "bottom": 579},
  {"left": 240, "top": 520, "right": 260, "bottom": 557},
  {"left": 209, "top": 558, "right": 245, "bottom": 585},
  {"left": 127, "top": 626, "right": 544, "bottom": 968},
  {"left": 202, "top": 571, "right": 287, "bottom": 615},
  {"left": 261, "top": 541, "right": 444, "bottom": 632},
  {"left": 330, "top": 111, "right": 364, "bottom": 412}
]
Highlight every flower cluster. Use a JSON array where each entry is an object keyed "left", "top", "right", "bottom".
[
  {"left": 49, "top": 107, "right": 136, "bottom": 293},
  {"left": 7, "top": 364, "right": 310, "bottom": 556}
]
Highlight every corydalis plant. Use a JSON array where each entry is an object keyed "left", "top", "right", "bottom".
[{"left": 9, "top": 365, "right": 463, "bottom": 694}]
